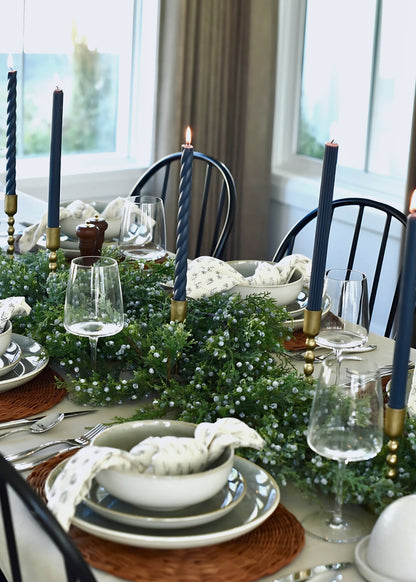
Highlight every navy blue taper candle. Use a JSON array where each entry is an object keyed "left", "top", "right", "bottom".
[
  {"left": 307, "top": 142, "right": 339, "bottom": 311},
  {"left": 47, "top": 88, "right": 63, "bottom": 228},
  {"left": 388, "top": 191, "right": 416, "bottom": 409},
  {"left": 6, "top": 65, "right": 17, "bottom": 197},
  {"left": 173, "top": 127, "right": 193, "bottom": 301}
]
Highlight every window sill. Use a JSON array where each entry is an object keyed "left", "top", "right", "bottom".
[
  {"left": 271, "top": 159, "right": 407, "bottom": 214},
  {"left": 13, "top": 156, "right": 146, "bottom": 203}
]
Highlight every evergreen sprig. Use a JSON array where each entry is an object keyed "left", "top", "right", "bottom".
[{"left": 2, "top": 248, "right": 416, "bottom": 514}]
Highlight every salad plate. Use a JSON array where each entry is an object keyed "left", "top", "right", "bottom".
[
  {"left": 0, "top": 342, "right": 22, "bottom": 379},
  {"left": 0, "top": 334, "right": 48, "bottom": 393},
  {"left": 47, "top": 464, "right": 247, "bottom": 530},
  {"left": 60, "top": 456, "right": 279, "bottom": 549},
  {"left": 284, "top": 289, "right": 331, "bottom": 330}
]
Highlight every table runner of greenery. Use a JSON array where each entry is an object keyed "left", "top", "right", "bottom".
[{"left": 2, "top": 248, "right": 416, "bottom": 513}]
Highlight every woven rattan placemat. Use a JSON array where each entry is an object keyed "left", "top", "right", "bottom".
[
  {"left": 28, "top": 452, "right": 305, "bottom": 582},
  {"left": 0, "top": 366, "right": 66, "bottom": 421}
]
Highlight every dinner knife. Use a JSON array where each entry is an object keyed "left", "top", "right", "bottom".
[
  {"left": 0, "top": 409, "right": 96, "bottom": 430},
  {"left": 268, "top": 562, "right": 352, "bottom": 582}
]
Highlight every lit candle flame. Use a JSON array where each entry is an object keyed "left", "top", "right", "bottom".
[
  {"left": 7, "top": 54, "right": 15, "bottom": 71},
  {"left": 410, "top": 190, "right": 416, "bottom": 213},
  {"left": 185, "top": 126, "right": 192, "bottom": 146}
]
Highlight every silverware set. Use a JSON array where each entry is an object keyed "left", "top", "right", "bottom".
[{"left": 5, "top": 423, "right": 106, "bottom": 471}]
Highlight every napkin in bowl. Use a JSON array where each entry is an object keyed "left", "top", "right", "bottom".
[
  {"left": 18, "top": 197, "right": 126, "bottom": 253},
  {"left": 47, "top": 417, "right": 264, "bottom": 531},
  {"left": 186, "top": 254, "right": 312, "bottom": 300},
  {"left": 0, "top": 297, "right": 31, "bottom": 332}
]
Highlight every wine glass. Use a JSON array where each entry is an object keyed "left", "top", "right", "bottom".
[
  {"left": 64, "top": 256, "right": 124, "bottom": 368},
  {"left": 304, "top": 358, "right": 383, "bottom": 542},
  {"left": 118, "top": 195, "right": 166, "bottom": 261},
  {"left": 316, "top": 268, "right": 369, "bottom": 360}
]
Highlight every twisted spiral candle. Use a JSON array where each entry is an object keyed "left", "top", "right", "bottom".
[
  {"left": 6, "top": 69, "right": 17, "bottom": 197},
  {"left": 173, "top": 130, "right": 193, "bottom": 302}
]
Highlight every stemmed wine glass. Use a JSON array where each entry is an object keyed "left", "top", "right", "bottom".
[
  {"left": 316, "top": 268, "right": 370, "bottom": 361},
  {"left": 304, "top": 358, "right": 383, "bottom": 542},
  {"left": 118, "top": 195, "right": 167, "bottom": 261},
  {"left": 64, "top": 256, "right": 124, "bottom": 369}
]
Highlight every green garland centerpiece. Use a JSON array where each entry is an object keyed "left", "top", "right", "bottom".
[{"left": 2, "top": 248, "right": 416, "bottom": 513}]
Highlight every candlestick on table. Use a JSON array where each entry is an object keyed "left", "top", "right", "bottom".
[
  {"left": 385, "top": 190, "right": 416, "bottom": 477},
  {"left": 303, "top": 141, "right": 339, "bottom": 376},
  {"left": 46, "top": 87, "right": 64, "bottom": 272},
  {"left": 5, "top": 62, "right": 18, "bottom": 257},
  {"left": 171, "top": 126, "right": 193, "bottom": 322}
]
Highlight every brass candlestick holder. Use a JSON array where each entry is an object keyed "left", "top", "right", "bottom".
[
  {"left": 384, "top": 405, "right": 406, "bottom": 479},
  {"left": 171, "top": 299, "right": 187, "bottom": 323},
  {"left": 46, "top": 226, "right": 61, "bottom": 273},
  {"left": 4, "top": 194, "right": 17, "bottom": 257},
  {"left": 302, "top": 308, "right": 322, "bottom": 378}
]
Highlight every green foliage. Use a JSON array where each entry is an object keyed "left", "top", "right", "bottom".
[{"left": 2, "top": 247, "right": 416, "bottom": 514}]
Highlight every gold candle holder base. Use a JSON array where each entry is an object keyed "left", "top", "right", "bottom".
[
  {"left": 171, "top": 299, "right": 187, "bottom": 323},
  {"left": 302, "top": 308, "right": 322, "bottom": 377},
  {"left": 4, "top": 194, "right": 17, "bottom": 257},
  {"left": 384, "top": 405, "right": 406, "bottom": 479},
  {"left": 46, "top": 226, "right": 61, "bottom": 273}
]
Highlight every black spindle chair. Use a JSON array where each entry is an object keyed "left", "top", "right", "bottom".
[
  {"left": 0, "top": 454, "right": 96, "bottom": 582},
  {"left": 273, "top": 197, "right": 407, "bottom": 338},
  {"left": 129, "top": 151, "right": 237, "bottom": 259}
]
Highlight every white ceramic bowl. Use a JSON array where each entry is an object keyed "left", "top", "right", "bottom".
[
  {"left": 92, "top": 420, "right": 234, "bottom": 510},
  {"left": 363, "top": 494, "right": 416, "bottom": 581},
  {"left": 60, "top": 201, "right": 121, "bottom": 241},
  {"left": 227, "top": 261, "right": 304, "bottom": 306},
  {"left": 0, "top": 320, "right": 12, "bottom": 357}
]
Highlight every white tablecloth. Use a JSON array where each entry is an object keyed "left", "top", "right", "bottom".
[{"left": 0, "top": 332, "right": 411, "bottom": 582}]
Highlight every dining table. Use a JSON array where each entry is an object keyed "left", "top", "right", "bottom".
[{"left": 0, "top": 327, "right": 411, "bottom": 582}]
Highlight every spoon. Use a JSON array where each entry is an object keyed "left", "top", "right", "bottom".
[{"left": 0, "top": 411, "right": 64, "bottom": 440}]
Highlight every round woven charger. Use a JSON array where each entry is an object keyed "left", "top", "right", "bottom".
[
  {"left": 0, "top": 367, "right": 67, "bottom": 421},
  {"left": 28, "top": 453, "right": 305, "bottom": 582}
]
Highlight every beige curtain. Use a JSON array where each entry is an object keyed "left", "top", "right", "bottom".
[{"left": 154, "top": 0, "right": 278, "bottom": 259}]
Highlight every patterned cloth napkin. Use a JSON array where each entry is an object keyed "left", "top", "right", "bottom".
[
  {"left": 0, "top": 297, "right": 31, "bottom": 333},
  {"left": 18, "top": 197, "right": 126, "bottom": 253},
  {"left": 186, "top": 254, "right": 312, "bottom": 299},
  {"left": 47, "top": 417, "right": 265, "bottom": 531}
]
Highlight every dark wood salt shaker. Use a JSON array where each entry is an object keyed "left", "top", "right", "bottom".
[{"left": 76, "top": 223, "right": 100, "bottom": 260}]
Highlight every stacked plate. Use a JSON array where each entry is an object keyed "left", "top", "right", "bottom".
[
  {"left": 0, "top": 334, "right": 49, "bottom": 393},
  {"left": 45, "top": 456, "right": 280, "bottom": 549},
  {"left": 284, "top": 289, "right": 331, "bottom": 330}
]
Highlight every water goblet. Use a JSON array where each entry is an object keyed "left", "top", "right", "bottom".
[
  {"left": 64, "top": 256, "right": 124, "bottom": 369},
  {"left": 118, "top": 195, "right": 166, "bottom": 261},
  {"left": 303, "top": 359, "right": 383, "bottom": 543},
  {"left": 316, "top": 268, "right": 369, "bottom": 361}
]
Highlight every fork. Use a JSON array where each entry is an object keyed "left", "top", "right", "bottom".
[{"left": 5, "top": 423, "right": 106, "bottom": 465}]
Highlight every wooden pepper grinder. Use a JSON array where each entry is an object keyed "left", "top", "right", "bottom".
[
  {"left": 87, "top": 215, "right": 108, "bottom": 255},
  {"left": 76, "top": 223, "right": 100, "bottom": 260}
]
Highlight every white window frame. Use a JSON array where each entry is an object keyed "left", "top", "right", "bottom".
[
  {"left": 14, "top": 0, "right": 159, "bottom": 204},
  {"left": 272, "top": 0, "right": 407, "bottom": 214}
]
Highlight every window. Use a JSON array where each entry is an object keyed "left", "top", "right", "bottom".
[
  {"left": 273, "top": 0, "right": 416, "bottom": 204},
  {"left": 0, "top": 0, "right": 158, "bottom": 201}
]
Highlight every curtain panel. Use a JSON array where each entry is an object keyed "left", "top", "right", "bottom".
[{"left": 154, "top": 0, "right": 278, "bottom": 259}]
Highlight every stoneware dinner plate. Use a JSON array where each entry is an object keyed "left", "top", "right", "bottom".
[
  {"left": 37, "top": 235, "right": 115, "bottom": 259},
  {"left": 47, "top": 464, "right": 247, "bottom": 530},
  {"left": 60, "top": 456, "right": 280, "bottom": 549},
  {"left": 355, "top": 536, "right": 409, "bottom": 582},
  {"left": 0, "top": 341, "right": 22, "bottom": 379},
  {"left": 0, "top": 334, "right": 48, "bottom": 393}
]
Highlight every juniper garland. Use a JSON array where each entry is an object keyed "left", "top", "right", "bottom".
[{"left": 2, "top": 248, "right": 416, "bottom": 513}]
